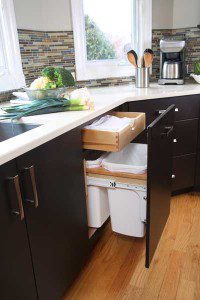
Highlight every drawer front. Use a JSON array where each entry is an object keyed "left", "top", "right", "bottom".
[
  {"left": 129, "top": 95, "right": 200, "bottom": 124},
  {"left": 173, "top": 119, "right": 199, "bottom": 156},
  {"left": 172, "top": 154, "right": 196, "bottom": 191}
]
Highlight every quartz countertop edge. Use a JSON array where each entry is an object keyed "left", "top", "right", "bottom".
[{"left": 0, "top": 83, "right": 200, "bottom": 166}]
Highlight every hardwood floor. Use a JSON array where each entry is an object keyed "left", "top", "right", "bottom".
[{"left": 64, "top": 193, "right": 200, "bottom": 300}]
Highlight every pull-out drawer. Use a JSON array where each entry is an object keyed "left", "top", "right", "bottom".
[
  {"left": 173, "top": 119, "right": 199, "bottom": 156},
  {"left": 85, "top": 105, "right": 175, "bottom": 268},
  {"left": 82, "top": 112, "right": 145, "bottom": 152}
]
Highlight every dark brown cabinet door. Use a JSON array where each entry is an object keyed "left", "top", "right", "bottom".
[
  {"left": 0, "top": 161, "right": 37, "bottom": 300},
  {"left": 146, "top": 105, "right": 174, "bottom": 268},
  {"left": 16, "top": 128, "right": 89, "bottom": 300},
  {"left": 173, "top": 119, "right": 199, "bottom": 156},
  {"left": 172, "top": 154, "right": 196, "bottom": 191}
]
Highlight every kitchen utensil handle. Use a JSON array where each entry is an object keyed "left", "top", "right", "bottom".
[
  {"left": 7, "top": 175, "right": 24, "bottom": 220},
  {"left": 161, "top": 126, "right": 174, "bottom": 137},
  {"left": 24, "top": 165, "right": 39, "bottom": 208}
]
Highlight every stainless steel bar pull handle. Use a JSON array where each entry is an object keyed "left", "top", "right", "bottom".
[
  {"left": 158, "top": 109, "right": 166, "bottom": 115},
  {"left": 24, "top": 165, "right": 39, "bottom": 208},
  {"left": 7, "top": 175, "right": 25, "bottom": 220},
  {"left": 158, "top": 108, "right": 178, "bottom": 115}
]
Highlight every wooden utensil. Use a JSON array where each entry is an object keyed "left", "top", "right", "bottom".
[
  {"left": 144, "top": 48, "right": 154, "bottom": 56},
  {"left": 127, "top": 50, "right": 138, "bottom": 68},
  {"left": 144, "top": 49, "right": 154, "bottom": 68}
]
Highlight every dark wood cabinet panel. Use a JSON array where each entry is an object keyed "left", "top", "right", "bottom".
[
  {"left": 172, "top": 154, "right": 196, "bottom": 191},
  {"left": 15, "top": 128, "right": 89, "bottom": 300},
  {"left": 0, "top": 161, "right": 37, "bottom": 300},
  {"left": 173, "top": 119, "right": 199, "bottom": 156},
  {"left": 195, "top": 152, "right": 200, "bottom": 188},
  {"left": 129, "top": 95, "right": 200, "bottom": 124},
  {"left": 146, "top": 105, "right": 174, "bottom": 267}
]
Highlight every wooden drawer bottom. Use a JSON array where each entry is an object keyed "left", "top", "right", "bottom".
[{"left": 172, "top": 154, "right": 196, "bottom": 191}]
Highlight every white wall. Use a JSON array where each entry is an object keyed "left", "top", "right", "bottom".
[
  {"left": 14, "top": 0, "right": 72, "bottom": 31},
  {"left": 14, "top": 0, "right": 200, "bottom": 31},
  {"left": 152, "top": 0, "right": 200, "bottom": 29},
  {"left": 152, "top": 0, "right": 174, "bottom": 29},
  {"left": 173, "top": 0, "right": 200, "bottom": 28}
]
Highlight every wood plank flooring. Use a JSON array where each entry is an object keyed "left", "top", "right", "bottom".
[{"left": 64, "top": 193, "right": 200, "bottom": 300}]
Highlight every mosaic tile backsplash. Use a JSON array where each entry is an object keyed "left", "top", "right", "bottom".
[
  {"left": 18, "top": 30, "right": 75, "bottom": 85},
  {"left": 18, "top": 29, "right": 134, "bottom": 88},
  {"left": 18, "top": 27, "right": 200, "bottom": 86},
  {"left": 1, "top": 27, "right": 200, "bottom": 102}
]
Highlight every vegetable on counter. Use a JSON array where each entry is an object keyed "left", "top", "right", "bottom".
[
  {"left": 29, "top": 67, "right": 75, "bottom": 90},
  {"left": 30, "top": 76, "right": 54, "bottom": 90},
  {"left": 0, "top": 98, "right": 92, "bottom": 120},
  {"left": 0, "top": 88, "right": 94, "bottom": 120}
]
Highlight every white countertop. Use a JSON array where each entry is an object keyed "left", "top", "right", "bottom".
[{"left": 0, "top": 83, "right": 200, "bottom": 166}]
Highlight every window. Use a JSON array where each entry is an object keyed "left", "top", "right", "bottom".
[
  {"left": 71, "top": 0, "right": 152, "bottom": 81},
  {"left": 0, "top": 0, "right": 25, "bottom": 92}
]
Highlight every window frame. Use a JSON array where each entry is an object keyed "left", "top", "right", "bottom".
[
  {"left": 71, "top": 0, "right": 152, "bottom": 81},
  {"left": 0, "top": 0, "right": 25, "bottom": 92}
]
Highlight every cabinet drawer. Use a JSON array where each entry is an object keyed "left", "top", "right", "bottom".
[
  {"left": 172, "top": 154, "right": 196, "bottom": 191},
  {"left": 82, "top": 112, "right": 145, "bottom": 152},
  {"left": 173, "top": 119, "right": 199, "bottom": 156},
  {"left": 129, "top": 95, "right": 200, "bottom": 125}
]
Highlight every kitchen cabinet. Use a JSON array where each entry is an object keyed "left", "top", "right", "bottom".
[
  {"left": 129, "top": 95, "right": 200, "bottom": 193},
  {"left": 0, "top": 160, "right": 37, "bottom": 300},
  {"left": 0, "top": 124, "right": 89, "bottom": 300},
  {"left": 15, "top": 127, "right": 89, "bottom": 300}
]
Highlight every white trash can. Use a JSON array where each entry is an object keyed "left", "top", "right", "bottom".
[
  {"left": 87, "top": 176, "right": 146, "bottom": 237},
  {"left": 86, "top": 143, "right": 147, "bottom": 236},
  {"left": 86, "top": 184, "right": 110, "bottom": 228},
  {"left": 107, "top": 182, "right": 147, "bottom": 237}
]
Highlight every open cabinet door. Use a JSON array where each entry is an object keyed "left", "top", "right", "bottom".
[{"left": 146, "top": 105, "right": 175, "bottom": 268}]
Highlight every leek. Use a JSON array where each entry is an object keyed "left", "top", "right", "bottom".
[{"left": 0, "top": 98, "right": 93, "bottom": 120}]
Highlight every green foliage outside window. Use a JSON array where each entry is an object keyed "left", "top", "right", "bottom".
[{"left": 85, "top": 15, "right": 116, "bottom": 60}]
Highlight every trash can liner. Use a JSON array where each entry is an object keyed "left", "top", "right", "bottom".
[
  {"left": 102, "top": 143, "right": 147, "bottom": 174},
  {"left": 84, "top": 115, "right": 135, "bottom": 132},
  {"left": 86, "top": 154, "right": 107, "bottom": 169}
]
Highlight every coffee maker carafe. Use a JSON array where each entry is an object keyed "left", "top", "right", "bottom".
[{"left": 158, "top": 38, "right": 186, "bottom": 85}]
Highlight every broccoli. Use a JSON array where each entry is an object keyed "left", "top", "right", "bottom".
[
  {"left": 54, "top": 67, "right": 75, "bottom": 87},
  {"left": 42, "top": 67, "right": 55, "bottom": 81},
  {"left": 41, "top": 67, "right": 75, "bottom": 88},
  {"left": 44, "top": 82, "right": 57, "bottom": 89}
]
